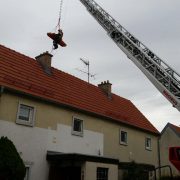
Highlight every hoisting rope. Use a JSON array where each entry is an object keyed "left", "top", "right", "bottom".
[
  {"left": 50, "top": 0, "right": 64, "bottom": 52},
  {"left": 49, "top": 0, "right": 65, "bottom": 52},
  {"left": 55, "top": 0, "right": 63, "bottom": 31}
]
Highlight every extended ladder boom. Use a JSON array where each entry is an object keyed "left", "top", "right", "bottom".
[{"left": 79, "top": 0, "right": 180, "bottom": 111}]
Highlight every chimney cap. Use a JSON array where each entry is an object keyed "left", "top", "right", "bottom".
[
  {"left": 35, "top": 51, "right": 53, "bottom": 59},
  {"left": 98, "top": 80, "right": 112, "bottom": 86},
  {"left": 98, "top": 80, "right": 112, "bottom": 99}
]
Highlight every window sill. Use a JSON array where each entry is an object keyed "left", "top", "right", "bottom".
[
  {"left": 16, "top": 119, "right": 34, "bottom": 127},
  {"left": 120, "top": 142, "right": 128, "bottom": 146},
  {"left": 145, "top": 147, "right": 152, "bottom": 151},
  {"left": 71, "top": 131, "right": 83, "bottom": 137}
]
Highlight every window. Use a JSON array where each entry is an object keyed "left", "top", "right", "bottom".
[
  {"left": 177, "top": 148, "right": 180, "bottom": 160},
  {"left": 97, "top": 167, "right": 108, "bottom": 180},
  {"left": 24, "top": 162, "right": 32, "bottom": 180},
  {"left": 24, "top": 166, "right": 30, "bottom": 180},
  {"left": 120, "top": 130, "right": 127, "bottom": 145},
  {"left": 16, "top": 103, "right": 35, "bottom": 126},
  {"left": 72, "top": 117, "right": 83, "bottom": 136},
  {"left": 145, "top": 137, "right": 152, "bottom": 150}
]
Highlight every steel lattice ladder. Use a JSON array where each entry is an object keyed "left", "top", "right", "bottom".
[{"left": 80, "top": 0, "right": 180, "bottom": 111}]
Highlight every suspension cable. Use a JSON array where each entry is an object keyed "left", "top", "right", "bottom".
[
  {"left": 56, "top": 0, "right": 63, "bottom": 30},
  {"left": 49, "top": 0, "right": 64, "bottom": 52}
]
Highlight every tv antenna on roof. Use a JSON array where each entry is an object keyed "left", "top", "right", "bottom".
[{"left": 76, "top": 58, "right": 96, "bottom": 83}]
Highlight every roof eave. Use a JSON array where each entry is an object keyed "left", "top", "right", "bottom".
[{"left": 1, "top": 85, "right": 160, "bottom": 136}]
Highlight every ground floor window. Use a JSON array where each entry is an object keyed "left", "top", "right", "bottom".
[
  {"left": 24, "top": 166, "right": 30, "bottom": 180},
  {"left": 97, "top": 167, "right": 108, "bottom": 180}
]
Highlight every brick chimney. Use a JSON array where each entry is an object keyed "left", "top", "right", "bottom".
[
  {"left": 35, "top": 51, "right": 53, "bottom": 75},
  {"left": 98, "top": 80, "right": 112, "bottom": 98}
]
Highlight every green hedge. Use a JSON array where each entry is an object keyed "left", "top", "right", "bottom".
[
  {"left": 160, "top": 176, "right": 180, "bottom": 180},
  {"left": 0, "top": 136, "right": 26, "bottom": 180},
  {"left": 123, "top": 161, "right": 149, "bottom": 180}
]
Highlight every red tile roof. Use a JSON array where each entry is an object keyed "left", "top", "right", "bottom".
[
  {"left": 169, "top": 123, "right": 180, "bottom": 136},
  {"left": 0, "top": 44, "right": 159, "bottom": 134}
]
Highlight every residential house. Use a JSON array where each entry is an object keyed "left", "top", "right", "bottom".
[
  {"left": 159, "top": 123, "right": 180, "bottom": 177},
  {"left": 0, "top": 44, "right": 159, "bottom": 180}
]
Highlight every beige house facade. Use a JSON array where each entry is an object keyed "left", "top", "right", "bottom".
[
  {"left": 159, "top": 123, "right": 180, "bottom": 177},
  {"left": 0, "top": 44, "right": 159, "bottom": 180}
]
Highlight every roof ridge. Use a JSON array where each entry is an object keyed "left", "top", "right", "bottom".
[
  {"left": 0, "top": 44, "right": 35, "bottom": 61},
  {"left": 168, "top": 122, "right": 179, "bottom": 127},
  {"left": 169, "top": 123, "right": 180, "bottom": 130},
  {"left": 161, "top": 122, "right": 180, "bottom": 136},
  {"left": 169, "top": 123, "right": 180, "bottom": 137}
]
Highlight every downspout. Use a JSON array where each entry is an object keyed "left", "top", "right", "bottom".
[
  {"left": 158, "top": 137, "right": 161, "bottom": 178},
  {"left": 0, "top": 86, "right": 5, "bottom": 97}
]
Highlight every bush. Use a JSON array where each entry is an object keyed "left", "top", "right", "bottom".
[
  {"left": 0, "top": 136, "right": 26, "bottom": 180},
  {"left": 160, "top": 176, "right": 180, "bottom": 180},
  {"left": 123, "top": 161, "right": 149, "bottom": 180}
]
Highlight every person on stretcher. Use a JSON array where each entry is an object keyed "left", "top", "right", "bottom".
[
  {"left": 47, "top": 29, "right": 67, "bottom": 49},
  {"left": 53, "top": 29, "right": 63, "bottom": 49}
]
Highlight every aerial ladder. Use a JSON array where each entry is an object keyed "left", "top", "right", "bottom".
[{"left": 79, "top": 0, "right": 180, "bottom": 112}]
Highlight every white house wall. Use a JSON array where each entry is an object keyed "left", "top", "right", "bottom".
[
  {"left": 84, "top": 161, "right": 118, "bottom": 180},
  {"left": 160, "top": 127, "right": 180, "bottom": 176},
  {"left": 47, "top": 124, "right": 104, "bottom": 155},
  {"left": 0, "top": 120, "right": 104, "bottom": 180}
]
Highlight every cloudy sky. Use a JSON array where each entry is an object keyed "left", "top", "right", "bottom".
[{"left": 1, "top": 0, "right": 180, "bottom": 131}]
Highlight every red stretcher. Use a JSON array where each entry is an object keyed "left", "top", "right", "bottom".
[{"left": 47, "top": 32, "right": 67, "bottom": 47}]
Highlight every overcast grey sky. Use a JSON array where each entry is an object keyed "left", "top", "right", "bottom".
[{"left": 1, "top": 0, "right": 180, "bottom": 131}]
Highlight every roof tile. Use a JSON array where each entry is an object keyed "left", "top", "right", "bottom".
[{"left": 170, "top": 123, "right": 180, "bottom": 135}]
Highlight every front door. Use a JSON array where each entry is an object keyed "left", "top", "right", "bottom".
[{"left": 49, "top": 166, "right": 81, "bottom": 180}]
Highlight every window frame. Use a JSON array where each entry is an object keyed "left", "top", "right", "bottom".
[
  {"left": 24, "top": 162, "right": 33, "bottom": 180},
  {"left": 72, "top": 117, "right": 84, "bottom": 136},
  {"left": 24, "top": 166, "right": 30, "bottom": 180},
  {"left": 145, "top": 137, "right": 152, "bottom": 151},
  {"left": 120, "top": 130, "right": 128, "bottom": 145},
  {"left": 96, "top": 167, "right": 108, "bottom": 180},
  {"left": 16, "top": 103, "right": 35, "bottom": 127}
]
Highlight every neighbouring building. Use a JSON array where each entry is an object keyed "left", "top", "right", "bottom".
[
  {"left": 159, "top": 123, "right": 180, "bottom": 177},
  {"left": 0, "top": 44, "right": 160, "bottom": 180}
]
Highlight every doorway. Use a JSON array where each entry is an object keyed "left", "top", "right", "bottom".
[{"left": 49, "top": 166, "right": 81, "bottom": 180}]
